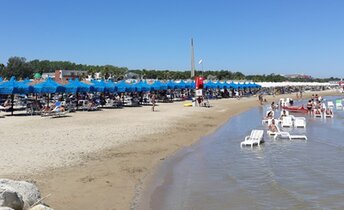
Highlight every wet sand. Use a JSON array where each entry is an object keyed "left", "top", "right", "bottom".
[{"left": 0, "top": 90, "right": 339, "bottom": 210}]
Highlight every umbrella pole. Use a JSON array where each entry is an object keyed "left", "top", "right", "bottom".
[
  {"left": 11, "top": 94, "right": 14, "bottom": 116},
  {"left": 76, "top": 92, "right": 79, "bottom": 111}
]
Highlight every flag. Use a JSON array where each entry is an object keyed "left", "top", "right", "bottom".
[{"left": 198, "top": 59, "right": 203, "bottom": 64}]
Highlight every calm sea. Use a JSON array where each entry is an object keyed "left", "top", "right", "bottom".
[{"left": 136, "top": 96, "right": 344, "bottom": 210}]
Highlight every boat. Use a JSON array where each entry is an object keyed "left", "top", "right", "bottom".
[{"left": 281, "top": 105, "right": 308, "bottom": 113}]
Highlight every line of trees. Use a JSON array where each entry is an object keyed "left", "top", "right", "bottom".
[{"left": 0, "top": 56, "right": 340, "bottom": 82}]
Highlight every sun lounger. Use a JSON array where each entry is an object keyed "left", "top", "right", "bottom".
[
  {"left": 293, "top": 117, "right": 306, "bottom": 128},
  {"left": 335, "top": 99, "right": 343, "bottom": 109},
  {"left": 269, "top": 125, "right": 307, "bottom": 140},
  {"left": 241, "top": 130, "right": 264, "bottom": 147},
  {"left": 281, "top": 116, "right": 293, "bottom": 127},
  {"left": 327, "top": 101, "right": 334, "bottom": 109}
]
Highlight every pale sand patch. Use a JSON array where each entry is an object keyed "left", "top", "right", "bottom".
[{"left": 0, "top": 90, "right": 339, "bottom": 210}]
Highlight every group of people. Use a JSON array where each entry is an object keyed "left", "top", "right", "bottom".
[{"left": 306, "top": 94, "right": 333, "bottom": 115}]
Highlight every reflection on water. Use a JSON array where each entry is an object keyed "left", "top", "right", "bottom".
[{"left": 137, "top": 96, "right": 344, "bottom": 210}]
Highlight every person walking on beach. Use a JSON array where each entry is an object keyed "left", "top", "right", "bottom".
[{"left": 151, "top": 94, "right": 156, "bottom": 111}]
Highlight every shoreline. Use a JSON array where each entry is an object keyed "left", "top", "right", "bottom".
[{"left": 1, "top": 90, "right": 340, "bottom": 210}]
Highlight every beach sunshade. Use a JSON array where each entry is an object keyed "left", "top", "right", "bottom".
[
  {"left": 65, "top": 78, "right": 92, "bottom": 93},
  {"left": 33, "top": 77, "right": 65, "bottom": 93},
  {"left": 228, "top": 82, "right": 239, "bottom": 89},
  {"left": 166, "top": 80, "right": 177, "bottom": 89},
  {"left": 115, "top": 80, "right": 133, "bottom": 92},
  {"left": 134, "top": 80, "right": 151, "bottom": 92},
  {"left": 0, "top": 76, "right": 33, "bottom": 94},
  {"left": 175, "top": 80, "right": 186, "bottom": 89},
  {"left": 151, "top": 80, "right": 167, "bottom": 91}
]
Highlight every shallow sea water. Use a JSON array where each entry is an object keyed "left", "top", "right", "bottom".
[{"left": 137, "top": 96, "right": 344, "bottom": 210}]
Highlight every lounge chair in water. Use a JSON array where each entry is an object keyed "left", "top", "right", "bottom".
[
  {"left": 327, "top": 101, "right": 334, "bottom": 109},
  {"left": 241, "top": 130, "right": 264, "bottom": 147},
  {"left": 268, "top": 125, "right": 307, "bottom": 140},
  {"left": 281, "top": 116, "right": 293, "bottom": 127},
  {"left": 335, "top": 99, "right": 343, "bottom": 109},
  {"left": 293, "top": 117, "right": 306, "bottom": 128}
]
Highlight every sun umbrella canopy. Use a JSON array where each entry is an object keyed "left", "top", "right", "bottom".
[
  {"left": 175, "top": 80, "right": 186, "bottom": 89},
  {"left": 166, "top": 80, "right": 177, "bottom": 89},
  {"left": 115, "top": 80, "right": 133, "bottom": 92},
  {"left": 134, "top": 80, "right": 151, "bottom": 92},
  {"left": 151, "top": 80, "right": 167, "bottom": 91},
  {"left": 0, "top": 76, "right": 33, "bottom": 94},
  {"left": 92, "top": 80, "right": 115, "bottom": 92},
  {"left": 65, "top": 78, "right": 92, "bottom": 93},
  {"left": 33, "top": 77, "right": 65, "bottom": 93}
]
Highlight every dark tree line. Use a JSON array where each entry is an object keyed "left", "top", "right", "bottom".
[{"left": 0, "top": 56, "right": 340, "bottom": 82}]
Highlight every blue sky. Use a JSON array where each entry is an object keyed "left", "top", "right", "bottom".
[{"left": 0, "top": 0, "right": 343, "bottom": 78}]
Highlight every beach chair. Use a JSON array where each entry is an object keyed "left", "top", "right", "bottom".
[
  {"left": 327, "top": 101, "right": 334, "bottom": 109},
  {"left": 324, "top": 108, "right": 334, "bottom": 118},
  {"left": 281, "top": 116, "right": 293, "bottom": 127},
  {"left": 294, "top": 117, "right": 306, "bottom": 128},
  {"left": 335, "top": 99, "right": 343, "bottom": 109},
  {"left": 240, "top": 130, "right": 264, "bottom": 147},
  {"left": 269, "top": 125, "right": 307, "bottom": 140}
]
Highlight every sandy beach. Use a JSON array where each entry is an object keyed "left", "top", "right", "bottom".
[{"left": 0, "top": 90, "right": 338, "bottom": 210}]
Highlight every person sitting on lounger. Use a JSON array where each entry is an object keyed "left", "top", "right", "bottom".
[
  {"left": 325, "top": 109, "right": 333, "bottom": 115},
  {"left": 268, "top": 119, "right": 278, "bottom": 133},
  {"left": 279, "top": 110, "right": 288, "bottom": 120},
  {"left": 265, "top": 110, "right": 274, "bottom": 120}
]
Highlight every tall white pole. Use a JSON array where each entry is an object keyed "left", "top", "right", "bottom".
[{"left": 191, "top": 38, "right": 195, "bottom": 78}]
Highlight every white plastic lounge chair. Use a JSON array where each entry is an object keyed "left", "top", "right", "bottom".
[
  {"left": 268, "top": 125, "right": 307, "bottom": 140},
  {"left": 324, "top": 108, "right": 334, "bottom": 118},
  {"left": 313, "top": 109, "right": 322, "bottom": 118},
  {"left": 335, "top": 99, "right": 343, "bottom": 109},
  {"left": 281, "top": 116, "right": 293, "bottom": 127},
  {"left": 241, "top": 130, "right": 264, "bottom": 147},
  {"left": 294, "top": 117, "right": 306, "bottom": 128},
  {"left": 327, "top": 101, "right": 334, "bottom": 109}
]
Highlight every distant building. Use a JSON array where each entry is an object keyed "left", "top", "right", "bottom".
[
  {"left": 285, "top": 74, "right": 312, "bottom": 79},
  {"left": 55, "top": 70, "right": 87, "bottom": 81},
  {"left": 42, "top": 72, "right": 55, "bottom": 80}
]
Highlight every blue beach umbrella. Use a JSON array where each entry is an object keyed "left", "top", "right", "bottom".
[
  {"left": 91, "top": 80, "right": 105, "bottom": 92},
  {"left": 33, "top": 77, "right": 65, "bottom": 93},
  {"left": 116, "top": 80, "right": 133, "bottom": 92},
  {"left": 0, "top": 76, "right": 33, "bottom": 115},
  {"left": 0, "top": 76, "right": 32, "bottom": 95},
  {"left": 166, "top": 80, "right": 177, "bottom": 89},
  {"left": 176, "top": 80, "right": 186, "bottom": 89},
  {"left": 151, "top": 80, "right": 167, "bottom": 91},
  {"left": 228, "top": 81, "right": 239, "bottom": 89},
  {"left": 64, "top": 79, "right": 92, "bottom": 93},
  {"left": 134, "top": 80, "right": 151, "bottom": 92},
  {"left": 0, "top": 77, "right": 2, "bottom": 83},
  {"left": 92, "top": 80, "right": 115, "bottom": 93}
]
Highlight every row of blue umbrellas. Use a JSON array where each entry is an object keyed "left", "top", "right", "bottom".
[{"left": 0, "top": 77, "right": 261, "bottom": 95}]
